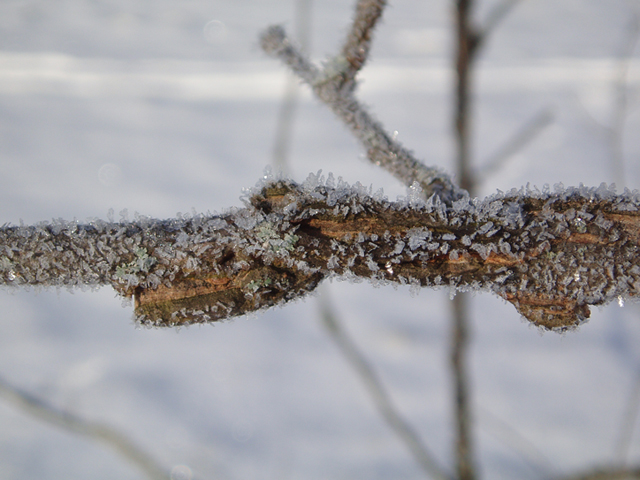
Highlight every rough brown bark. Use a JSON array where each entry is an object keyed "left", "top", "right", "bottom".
[{"left": 1, "top": 178, "right": 638, "bottom": 331}]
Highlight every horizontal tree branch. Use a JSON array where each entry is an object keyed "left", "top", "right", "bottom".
[{"left": 2, "top": 175, "right": 640, "bottom": 331}]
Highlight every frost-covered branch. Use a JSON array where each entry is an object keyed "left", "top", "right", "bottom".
[
  {"left": 260, "top": 0, "right": 462, "bottom": 204},
  {"left": 339, "top": 0, "right": 386, "bottom": 87},
  {"left": 2, "top": 175, "right": 640, "bottom": 331}
]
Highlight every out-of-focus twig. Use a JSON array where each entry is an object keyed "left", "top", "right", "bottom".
[
  {"left": 609, "top": 9, "right": 639, "bottom": 189},
  {"left": 453, "top": 0, "right": 480, "bottom": 195},
  {"left": 616, "top": 370, "right": 640, "bottom": 466},
  {"left": 552, "top": 466, "right": 640, "bottom": 480},
  {"left": 451, "top": 293, "right": 475, "bottom": 480},
  {"left": 478, "top": 0, "right": 522, "bottom": 45},
  {"left": 479, "top": 408, "right": 555, "bottom": 477},
  {"left": 477, "top": 108, "right": 554, "bottom": 183},
  {"left": 452, "top": 1, "right": 482, "bottom": 479},
  {"left": 318, "top": 287, "right": 452, "bottom": 480},
  {"left": 271, "top": 0, "right": 313, "bottom": 173},
  {"left": 0, "top": 376, "right": 170, "bottom": 480}
]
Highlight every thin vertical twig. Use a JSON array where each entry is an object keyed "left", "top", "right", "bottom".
[
  {"left": 452, "top": 1, "right": 481, "bottom": 479},
  {"left": 454, "top": 0, "right": 480, "bottom": 194},
  {"left": 271, "top": 0, "right": 313, "bottom": 172},
  {"left": 479, "top": 0, "right": 522, "bottom": 42},
  {"left": 616, "top": 371, "right": 640, "bottom": 466},
  {"left": 609, "top": 9, "right": 639, "bottom": 188},
  {"left": 451, "top": 293, "right": 475, "bottom": 480},
  {"left": 610, "top": 6, "right": 640, "bottom": 467},
  {"left": 318, "top": 288, "right": 452, "bottom": 480}
]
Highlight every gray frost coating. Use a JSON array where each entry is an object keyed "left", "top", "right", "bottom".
[
  {"left": 1, "top": 173, "right": 640, "bottom": 330},
  {"left": 260, "top": 25, "right": 463, "bottom": 204}
]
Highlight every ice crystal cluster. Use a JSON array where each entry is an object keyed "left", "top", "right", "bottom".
[{"left": 1, "top": 173, "right": 639, "bottom": 330}]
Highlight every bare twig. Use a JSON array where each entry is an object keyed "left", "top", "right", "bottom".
[
  {"left": 451, "top": 293, "right": 475, "bottom": 480},
  {"left": 339, "top": 0, "right": 386, "bottom": 88},
  {"left": 453, "top": 0, "right": 480, "bottom": 195},
  {"left": 272, "top": 77, "right": 300, "bottom": 174},
  {"left": 318, "top": 287, "right": 451, "bottom": 480},
  {"left": 479, "top": 408, "right": 555, "bottom": 477},
  {"left": 616, "top": 371, "right": 640, "bottom": 466},
  {"left": 271, "top": 0, "right": 314, "bottom": 172},
  {"left": 477, "top": 108, "right": 554, "bottom": 183},
  {"left": 610, "top": 9, "right": 640, "bottom": 188},
  {"left": 0, "top": 376, "right": 169, "bottom": 480},
  {"left": 260, "top": 24, "right": 463, "bottom": 203},
  {"left": 478, "top": 0, "right": 522, "bottom": 44}
]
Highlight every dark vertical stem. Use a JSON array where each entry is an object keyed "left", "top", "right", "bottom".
[
  {"left": 454, "top": 0, "right": 479, "bottom": 193},
  {"left": 451, "top": 294, "right": 475, "bottom": 480},
  {"left": 453, "top": 1, "right": 480, "bottom": 479}
]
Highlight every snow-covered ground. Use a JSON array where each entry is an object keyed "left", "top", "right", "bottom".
[{"left": 0, "top": 1, "right": 639, "bottom": 479}]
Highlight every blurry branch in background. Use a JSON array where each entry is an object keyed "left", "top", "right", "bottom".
[
  {"left": 609, "top": 8, "right": 639, "bottom": 189},
  {"left": 616, "top": 371, "right": 640, "bottom": 467},
  {"left": 573, "top": 7, "right": 639, "bottom": 189},
  {"left": 318, "top": 288, "right": 451, "bottom": 480},
  {"left": 271, "top": 0, "right": 313, "bottom": 172},
  {"left": 477, "top": 0, "right": 522, "bottom": 43},
  {"left": 450, "top": 0, "right": 482, "bottom": 477},
  {"left": 476, "top": 108, "right": 554, "bottom": 184},
  {"left": 0, "top": 376, "right": 169, "bottom": 480},
  {"left": 602, "top": 5, "right": 640, "bottom": 471},
  {"left": 260, "top": 0, "right": 464, "bottom": 204},
  {"left": 554, "top": 466, "right": 640, "bottom": 480},
  {"left": 478, "top": 408, "right": 554, "bottom": 478}
]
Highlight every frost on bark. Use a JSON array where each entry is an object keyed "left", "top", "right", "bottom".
[{"left": 1, "top": 174, "right": 639, "bottom": 331}]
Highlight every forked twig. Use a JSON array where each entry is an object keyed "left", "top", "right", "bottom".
[
  {"left": 260, "top": 1, "right": 463, "bottom": 204},
  {"left": 452, "top": 1, "right": 482, "bottom": 478}
]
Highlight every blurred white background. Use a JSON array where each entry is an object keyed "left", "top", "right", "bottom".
[{"left": 0, "top": 1, "right": 640, "bottom": 479}]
